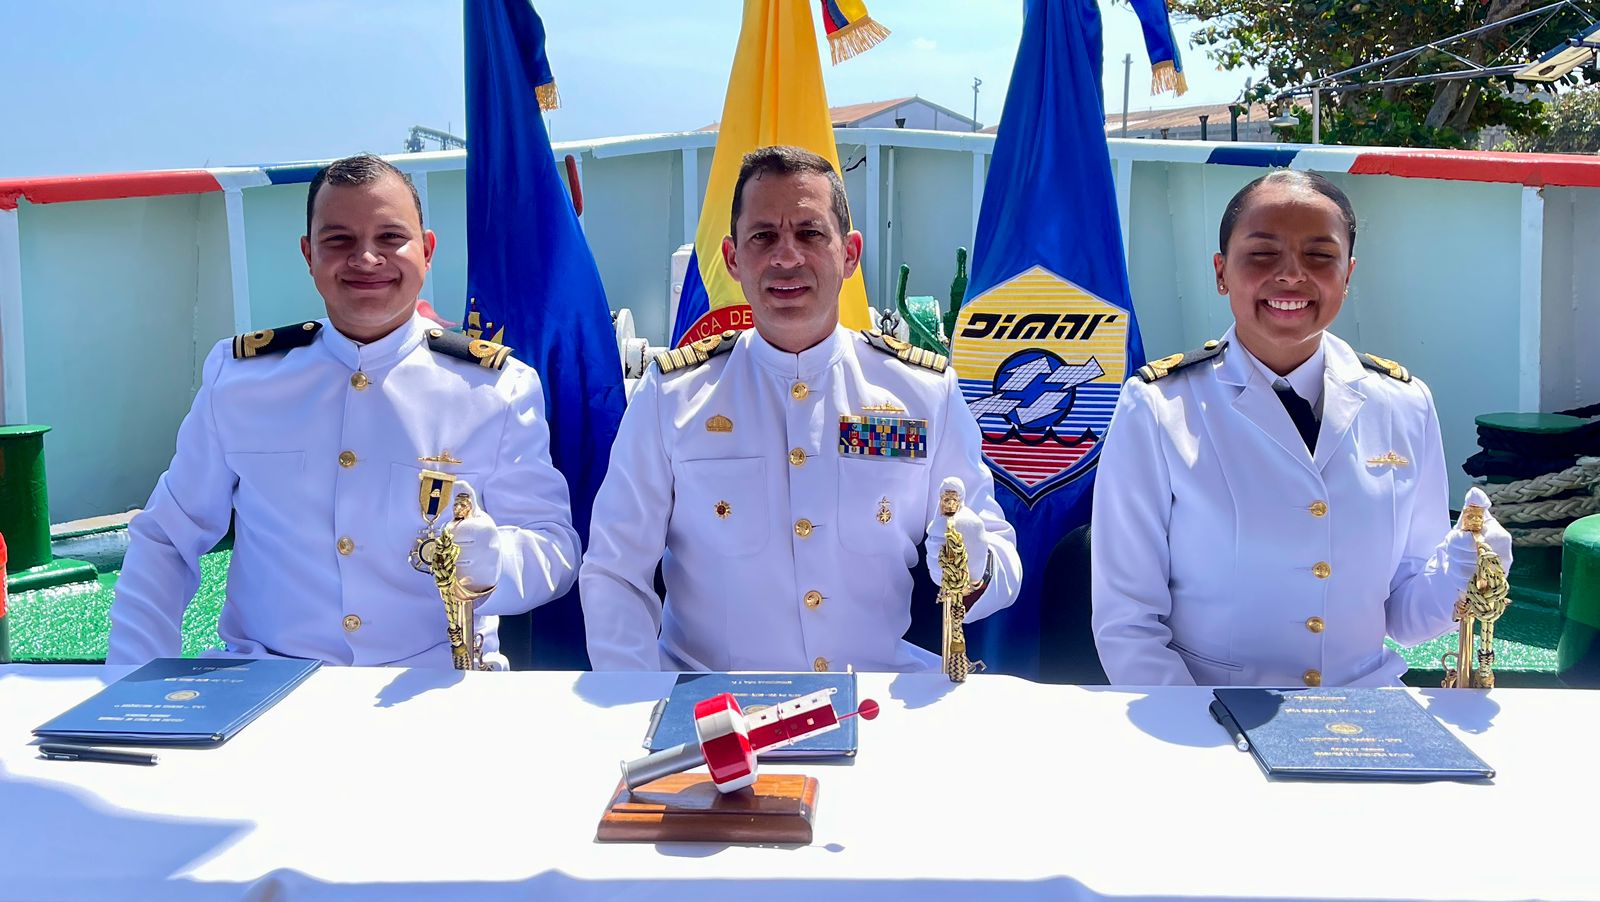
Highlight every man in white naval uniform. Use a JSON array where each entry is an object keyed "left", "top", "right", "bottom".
[
  {"left": 108, "top": 155, "right": 579, "bottom": 668},
  {"left": 581, "top": 146, "right": 1021, "bottom": 672}
]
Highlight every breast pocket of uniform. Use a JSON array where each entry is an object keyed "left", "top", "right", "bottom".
[
  {"left": 386, "top": 462, "right": 486, "bottom": 559},
  {"left": 836, "top": 457, "right": 921, "bottom": 563},
  {"left": 672, "top": 457, "right": 769, "bottom": 557}
]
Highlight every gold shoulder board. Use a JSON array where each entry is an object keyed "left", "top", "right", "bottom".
[
  {"left": 427, "top": 328, "right": 515, "bottom": 370},
  {"left": 1136, "top": 339, "right": 1226, "bottom": 383},
  {"left": 232, "top": 321, "right": 322, "bottom": 359},
  {"left": 654, "top": 330, "right": 739, "bottom": 375},
  {"left": 860, "top": 329, "right": 949, "bottom": 374},
  {"left": 1359, "top": 352, "right": 1412, "bottom": 383}
]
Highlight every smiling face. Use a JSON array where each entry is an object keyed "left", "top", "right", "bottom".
[
  {"left": 721, "top": 171, "right": 862, "bottom": 354},
  {"left": 1214, "top": 180, "right": 1355, "bottom": 375},
  {"left": 300, "top": 172, "right": 436, "bottom": 343}
]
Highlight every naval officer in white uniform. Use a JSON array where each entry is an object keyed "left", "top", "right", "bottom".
[
  {"left": 581, "top": 145, "right": 1021, "bottom": 672},
  {"left": 108, "top": 154, "right": 579, "bottom": 668},
  {"left": 1091, "top": 169, "right": 1512, "bottom": 688}
]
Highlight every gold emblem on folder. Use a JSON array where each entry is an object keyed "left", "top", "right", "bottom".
[
  {"left": 706, "top": 414, "right": 734, "bottom": 433},
  {"left": 1367, "top": 451, "right": 1410, "bottom": 468}
]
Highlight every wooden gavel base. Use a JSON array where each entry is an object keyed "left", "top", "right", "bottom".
[{"left": 596, "top": 773, "right": 819, "bottom": 844}]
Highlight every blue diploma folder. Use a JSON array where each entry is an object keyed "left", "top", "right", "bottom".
[
  {"left": 644, "top": 672, "right": 859, "bottom": 758},
  {"left": 1212, "top": 687, "right": 1494, "bottom": 781},
  {"left": 34, "top": 657, "right": 321, "bottom": 747}
]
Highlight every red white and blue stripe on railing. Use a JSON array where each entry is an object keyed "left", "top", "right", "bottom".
[{"left": 7, "top": 143, "right": 1600, "bottom": 211}]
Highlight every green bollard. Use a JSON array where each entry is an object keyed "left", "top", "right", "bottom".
[
  {"left": 0, "top": 424, "right": 96, "bottom": 596},
  {"left": 0, "top": 425, "right": 53, "bottom": 572},
  {"left": 1558, "top": 515, "right": 1600, "bottom": 688}
]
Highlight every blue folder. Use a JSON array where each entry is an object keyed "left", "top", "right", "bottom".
[
  {"left": 34, "top": 657, "right": 321, "bottom": 747},
  {"left": 643, "top": 672, "right": 859, "bottom": 759},
  {"left": 1212, "top": 687, "right": 1494, "bottom": 781}
]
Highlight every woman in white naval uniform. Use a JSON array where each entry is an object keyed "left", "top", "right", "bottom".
[{"left": 1090, "top": 170, "right": 1512, "bottom": 687}]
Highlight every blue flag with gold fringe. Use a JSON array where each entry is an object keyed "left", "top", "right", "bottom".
[
  {"left": 466, "top": 0, "right": 623, "bottom": 669},
  {"left": 952, "top": 0, "right": 1182, "bottom": 678}
]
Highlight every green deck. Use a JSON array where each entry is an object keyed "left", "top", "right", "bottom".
[{"left": 2, "top": 543, "right": 1571, "bottom": 686}]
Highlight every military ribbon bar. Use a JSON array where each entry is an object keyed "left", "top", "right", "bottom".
[{"left": 838, "top": 415, "right": 928, "bottom": 459}]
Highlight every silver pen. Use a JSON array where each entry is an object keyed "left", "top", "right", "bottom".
[{"left": 1208, "top": 700, "right": 1250, "bottom": 752}]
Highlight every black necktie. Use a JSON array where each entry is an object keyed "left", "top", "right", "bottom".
[{"left": 1274, "top": 381, "right": 1319, "bottom": 454}]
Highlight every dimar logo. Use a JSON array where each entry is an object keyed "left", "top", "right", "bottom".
[{"left": 952, "top": 266, "right": 1129, "bottom": 504}]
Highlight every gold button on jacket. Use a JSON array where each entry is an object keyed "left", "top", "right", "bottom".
[
  {"left": 1309, "top": 500, "right": 1328, "bottom": 517},
  {"left": 337, "top": 536, "right": 355, "bottom": 555},
  {"left": 343, "top": 614, "right": 362, "bottom": 632},
  {"left": 1313, "top": 561, "right": 1331, "bottom": 579},
  {"left": 1303, "top": 669, "right": 1322, "bottom": 687},
  {"left": 794, "top": 518, "right": 814, "bottom": 538},
  {"left": 1306, "top": 616, "right": 1325, "bottom": 634},
  {"left": 788, "top": 448, "right": 807, "bottom": 467},
  {"left": 338, "top": 450, "right": 358, "bottom": 468},
  {"left": 791, "top": 382, "right": 809, "bottom": 400},
  {"left": 813, "top": 656, "right": 829, "bottom": 672},
  {"left": 349, "top": 371, "right": 370, "bottom": 390},
  {"left": 803, "top": 590, "right": 823, "bottom": 609}
]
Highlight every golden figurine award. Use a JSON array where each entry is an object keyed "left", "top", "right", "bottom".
[
  {"left": 414, "top": 469, "right": 495, "bottom": 672},
  {"left": 1442, "top": 500, "right": 1513, "bottom": 689},
  {"left": 937, "top": 485, "right": 983, "bottom": 683}
]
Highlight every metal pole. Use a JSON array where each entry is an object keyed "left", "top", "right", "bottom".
[
  {"left": 1121, "top": 53, "right": 1133, "bottom": 137},
  {"left": 972, "top": 77, "right": 982, "bottom": 132},
  {"left": 1312, "top": 88, "right": 1322, "bottom": 144},
  {"left": 1199, "top": 114, "right": 1210, "bottom": 141}
]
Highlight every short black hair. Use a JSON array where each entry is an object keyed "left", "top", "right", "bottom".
[
  {"left": 1218, "top": 169, "right": 1357, "bottom": 257},
  {"left": 305, "top": 153, "right": 424, "bottom": 236},
  {"left": 729, "top": 145, "right": 851, "bottom": 242}
]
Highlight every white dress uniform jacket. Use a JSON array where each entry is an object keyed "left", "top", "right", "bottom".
[
  {"left": 581, "top": 325, "right": 1022, "bottom": 672},
  {"left": 107, "top": 313, "right": 580, "bottom": 667},
  {"left": 1091, "top": 328, "right": 1462, "bottom": 687}
]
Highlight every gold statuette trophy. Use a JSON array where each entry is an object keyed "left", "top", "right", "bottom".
[
  {"left": 1441, "top": 500, "right": 1512, "bottom": 689},
  {"left": 937, "top": 486, "right": 984, "bottom": 683},
  {"left": 412, "top": 469, "right": 494, "bottom": 671}
]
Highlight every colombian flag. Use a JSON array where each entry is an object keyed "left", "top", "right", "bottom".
[{"left": 669, "top": 0, "right": 879, "bottom": 347}]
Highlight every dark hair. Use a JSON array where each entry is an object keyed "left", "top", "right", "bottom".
[
  {"left": 729, "top": 145, "right": 851, "bottom": 241},
  {"left": 305, "top": 153, "right": 424, "bottom": 236},
  {"left": 1218, "top": 169, "right": 1357, "bottom": 257}
]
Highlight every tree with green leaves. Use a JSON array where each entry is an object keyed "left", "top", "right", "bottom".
[
  {"left": 1170, "top": 0, "right": 1598, "bottom": 147},
  {"left": 1501, "top": 85, "right": 1600, "bottom": 151}
]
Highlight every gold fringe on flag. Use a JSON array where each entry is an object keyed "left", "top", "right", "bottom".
[
  {"left": 536, "top": 79, "right": 561, "bottom": 112},
  {"left": 1151, "top": 60, "right": 1188, "bottom": 97},
  {"left": 828, "top": 16, "right": 891, "bottom": 65}
]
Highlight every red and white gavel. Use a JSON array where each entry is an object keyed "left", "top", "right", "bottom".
[{"left": 621, "top": 688, "right": 880, "bottom": 793}]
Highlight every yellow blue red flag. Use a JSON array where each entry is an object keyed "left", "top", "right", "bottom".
[
  {"left": 669, "top": 0, "right": 879, "bottom": 347},
  {"left": 953, "top": 0, "right": 1184, "bottom": 677}
]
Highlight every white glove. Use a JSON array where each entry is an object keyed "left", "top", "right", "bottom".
[
  {"left": 447, "top": 479, "right": 503, "bottom": 598},
  {"left": 1444, "top": 485, "right": 1514, "bottom": 574},
  {"left": 925, "top": 476, "right": 990, "bottom": 588}
]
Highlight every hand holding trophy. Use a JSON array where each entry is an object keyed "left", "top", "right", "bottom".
[
  {"left": 414, "top": 471, "right": 507, "bottom": 672},
  {"left": 1442, "top": 486, "right": 1513, "bottom": 689},
  {"left": 926, "top": 476, "right": 990, "bottom": 682}
]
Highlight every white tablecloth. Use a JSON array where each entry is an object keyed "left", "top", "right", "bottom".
[{"left": 1, "top": 665, "right": 1595, "bottom": 902}]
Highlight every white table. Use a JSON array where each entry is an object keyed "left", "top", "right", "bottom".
[{"left": 2, "top": 665, "right": 1595, "bottom": 902}]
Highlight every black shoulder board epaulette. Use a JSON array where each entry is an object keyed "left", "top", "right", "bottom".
[
  {"left": 1359, "top": 352, "right": 1412, "bottom": 383},
  {"left": 861, "top": 329, "right": 948, "bottom": 373},
  {"left": 655, "top": 330, "right": 739, "bottom": 374},
  {"left": 427, "top": 327, "right": 515, "bottom": 371},
  {"left": 232, "top": 321, "right": 322, "bottom": 359},
  {"left": 1136, "top": 339, "right": 1226, "bottom": 383}
]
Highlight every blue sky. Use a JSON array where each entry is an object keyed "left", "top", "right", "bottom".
[{"left": 1, "top": 1, "right": 1261, "bottom": 179}]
